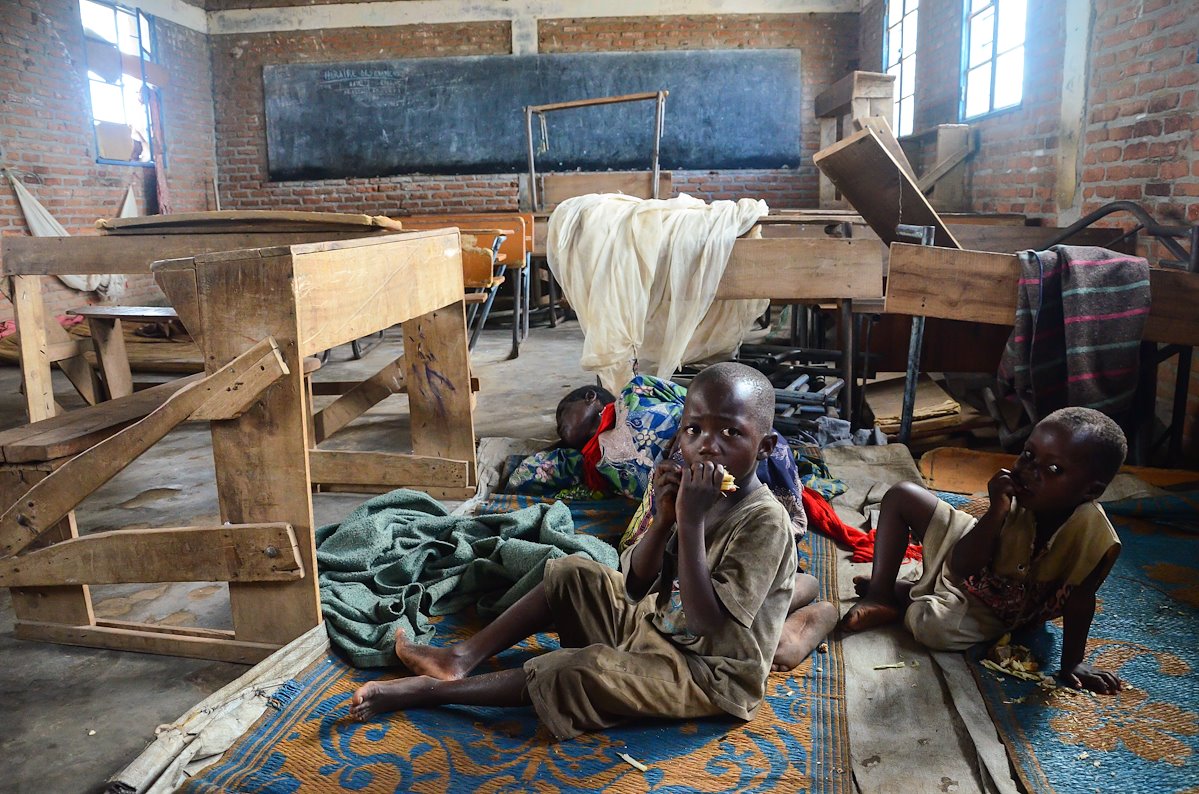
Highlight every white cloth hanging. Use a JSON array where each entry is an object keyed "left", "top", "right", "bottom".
[
  {"left": 6, "top": 173, "right": 126, "bottom": 298},
  {"left": 546, "top": 193, "right": 769, "bottom": 394}
]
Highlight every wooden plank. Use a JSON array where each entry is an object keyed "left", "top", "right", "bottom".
[
  {"left": 96, "top": 210, "right": 405, "bottom": 233},
  {"left": 69, "top": 305, "right": 178, "bottom": 322},
  {"left": 0, "top": 375, "right": 202, "bottom": 464},
  {"left": 716, "top": 238, "right": 883, "bottom": 301},
  {"left": 403, "top": 303, "right": 477, "bottom": 485},
  {"left": 1143, "top": 268, "right": 1199, "bottom": 347},
  {"left": 89, "top": 318, "right": 134, "bottom": 400},
  {"left": 13, "top": 621, "right": 280, "bottom": 664},
  {"left": 919, "top": 125, "right": 973, "bottom": 210},
  {"left": 308, "top": 450, "right": 470, "bottom": 490},
  {"left": 313, "top": 358, "right": 404, "bottom": 443},
  {"left": 920, "top": 447, "right": 1199, "bottom": 495},
  {"left": 1, "top": 232, "right": 389, "bottom": 277},
  {"left": 11, "top": 275, "right": 55, "bottom": 422},
  {"left": 884, "top": 244, "right": 1018, "bottom": 325},
  {"left": 193, "top": 252, "right": 323, "bottom": 647},
  {"left": 0, "top": 467, "right": 95, "bottom": 629},
  {"left": 856, "top": 116, "right": 916, "bottom": 179},
  {"left": 0, "top": 339, "right": 285, "bottom": 558},
  {"left": 0, "top": 523, "right": 302, "bottom": 587},
  {"left": 152, "top": 259, "right": 202, "bottom": 344},
  {"left": 814, "top": 71, "right": 895, "bottom": 119},
  {"left": 814, "top": 128, "right": 962, "bottom": 249},
  {"left": 885, "top": 242, "right": 1199, "bottom": 346},
  {"left": 46, "top": 340, "right": 89, "bottom": 362},
  {"left": 310, "top": 375, "right": 480, "bottom": 398},
  {"left": 946, "top": 223, "right": 1135, "bottom": 256},
  {"left": 541, "top": 171, "right": 672, "bottom": 208},
  {"left": 283, "top": 231, "right": 464, "bottom": 358},
  {"left": 189, "top": 347, "right": 291, "bottom": 422}
]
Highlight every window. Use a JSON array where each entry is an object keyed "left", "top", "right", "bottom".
[
  {"left": 962, "top": 0, "right": 1027, "bottom": 119},
  {"left": 884, "top": 0, "right": 918, "bottom": 137},
  {"left": 79, "top": 0, "right": 161, "bottom": 164}
]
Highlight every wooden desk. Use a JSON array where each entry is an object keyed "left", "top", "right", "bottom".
[
  {"left": 65, "top": 305, "right": 179, "bottom": 401},
  {"left": 153, "top": 230, "right": 476, "bottom": 652},
  {"left": 885, "top": 243, "right": 1199, "bottom": 451},
  {"left": 1, "top": 217, "right": 401, "bottom": 424}
]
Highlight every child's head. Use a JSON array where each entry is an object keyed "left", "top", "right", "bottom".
[
  {"left": 555, "top": 384, "right": 616, "bottom": 450},
  {"left": 1014, "top": 407, "right": 1127, "bottom": 513},
  {"left": 678, "top": 363, "right": 776, "bottom": 479}
]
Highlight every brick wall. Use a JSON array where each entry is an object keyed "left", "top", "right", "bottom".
[
  {"left": 211, "top": 13, "right": 860, "bottom": 214},
  {"left": 0, "top": 0, "right": 216, "bottom": 322}
]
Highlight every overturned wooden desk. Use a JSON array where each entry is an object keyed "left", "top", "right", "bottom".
[
  {"left": 152, "top": 230, "right": 476, "bottom": 654},
  {"left": 0, "top": 230, "right": 474, "bottom": 663}
]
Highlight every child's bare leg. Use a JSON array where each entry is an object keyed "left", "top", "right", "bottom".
[
  {"left": 394, "top": 583, "right": 552, "bottom": 681},
  {"left": 351, "top": 668, "right": 527, "bottom": 721},
  {"left": 840, "top": 482, "right": 939, "bottom": 633},
  {"left": 772, "top": 572, "right": 838, "bottom": 671},
  {"left": 852, "top": 575, "right": 917, "bottom": 604}
]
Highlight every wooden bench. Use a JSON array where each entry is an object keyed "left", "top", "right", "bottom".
[
  {"left": 66, "top": 305, "right": 181, "bottom": 401},
  {"left": 0, "top": 340, "right": 299, "bottom": 663}
]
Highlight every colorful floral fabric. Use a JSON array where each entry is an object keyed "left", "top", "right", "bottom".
[{"left": 506, "top": 375, "right": 688, "bottom": 500}]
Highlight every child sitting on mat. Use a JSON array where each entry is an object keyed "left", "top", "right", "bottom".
[
  {"left": 841, "top": 407, "right": 1126, "bottom": 694},
  {"left": 351, "top": 363, "right": 832, "bottom": 737}
]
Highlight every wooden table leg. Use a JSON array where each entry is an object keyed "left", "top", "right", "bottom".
[
  {"left": 403, "top": 301, "right": 476, "bottom": 490},
  {"left": 89, "top": 318, "right": 134, "bottom": 400},
  {"left": 196, "top": 258, "right": 322, "bottom": 647}
]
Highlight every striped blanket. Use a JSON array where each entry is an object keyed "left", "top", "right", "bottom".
[{"left": 998, "top": 245, "right": 1150, "bottom": 421}]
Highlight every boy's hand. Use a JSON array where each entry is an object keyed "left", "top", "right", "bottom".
[
  {"left": 675, "top": 461, "right": 724, "bottom": 531},
  {"left": 652, "top": 460, "right": 682, "bottom": 528},
  {"left": 987, "top": 468, "right": 1018, "bottom": 519},
  {"left": 1059, "top": 663, "right": 1123, "bottom": 695}
]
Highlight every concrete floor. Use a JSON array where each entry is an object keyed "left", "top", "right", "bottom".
[
  {"left": 0, "top": 319, "right": 1012, "bottom": 793},
  {"left": 0, "top": 322, "right": 590, "bottom": 794}
]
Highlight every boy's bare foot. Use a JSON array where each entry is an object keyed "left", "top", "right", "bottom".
[
  {"left": 839, "top": 599, "right": 904, "bottom": 632},
  {"left": 851, "top": 576, "right": 916, "bottom": 603},
  {"left": 351, "top": 676, "right": 440, "bottom": 721},
  {"left": 394, "top": 634, "right": 472, "bottom": 681},
  {"left": 772, "top": 601, "right": 838, "bottom": 671}
]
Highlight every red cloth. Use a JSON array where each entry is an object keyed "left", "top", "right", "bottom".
[
  {"left": 801, "top": 487, "right": 922, "bottom": 563},
  {"left": 580, "top": 402, "right": 617, "bottom": 493}
]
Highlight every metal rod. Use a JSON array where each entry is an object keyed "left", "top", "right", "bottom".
[
  {"left": 524, "top": 106, "right": 538, "bottom": 212},
  {"left": 840, "top": 298, "right": 854, "bottom": 424},
  {"left": 527, "top": 91, "right": 664, "bottom": 113},
  {"left": 652, "top": 91, "right": 666, "bottom": 199},
  {"left": 899, "top": 316, "right": 926, "bottom": 444}
]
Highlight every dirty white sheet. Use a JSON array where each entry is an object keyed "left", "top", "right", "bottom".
[
  {"left": 546, "top": 193, "right": 768, "bottom": 393},
  {"left": 7, "top": 172, "right": 126, "bottom": 298}
]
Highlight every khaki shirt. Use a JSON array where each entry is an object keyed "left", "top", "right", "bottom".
[{"left": 620, "top": 486, "right": 796, "bottom": 721}]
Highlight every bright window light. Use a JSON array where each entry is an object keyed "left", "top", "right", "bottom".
[
  {"left": 962, "top": 0, "right": 1027, "bottom": 119},
  {"left": 884, "top": 0, "right": 919, "bottom": 136}
]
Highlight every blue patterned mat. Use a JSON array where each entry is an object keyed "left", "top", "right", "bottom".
[
  {"left": 182, "top": 512, "right": 848, "bottom": 793},
  {"left": 968, "top": 493, "right": 1199, "bottom": 793}
]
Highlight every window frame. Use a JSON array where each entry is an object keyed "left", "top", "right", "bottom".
[
  {"left": 883, "top": 0, "right": 919, "bottom": 137},
  {"left": 960, "top": 0, "right": 1027, "bottom": 121},
  {"left": 79, "top": 0, "right": 160, "bottom": 167}
]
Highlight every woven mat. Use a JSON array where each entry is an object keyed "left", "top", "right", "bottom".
[
  {"left": 966, "top": 493, "right": 1199, "bottom": 793},
  {"left": 180, "top": 530, "right": 848, "bottom": 793}
]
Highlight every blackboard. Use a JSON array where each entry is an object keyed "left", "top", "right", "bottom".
[{"left": 263, "top": 50, "right": 802, "bottom": 180}]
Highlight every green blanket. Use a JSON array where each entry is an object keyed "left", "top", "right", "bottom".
[{"left": 315, "top": 488, "right": 619, "bottom": 668}]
